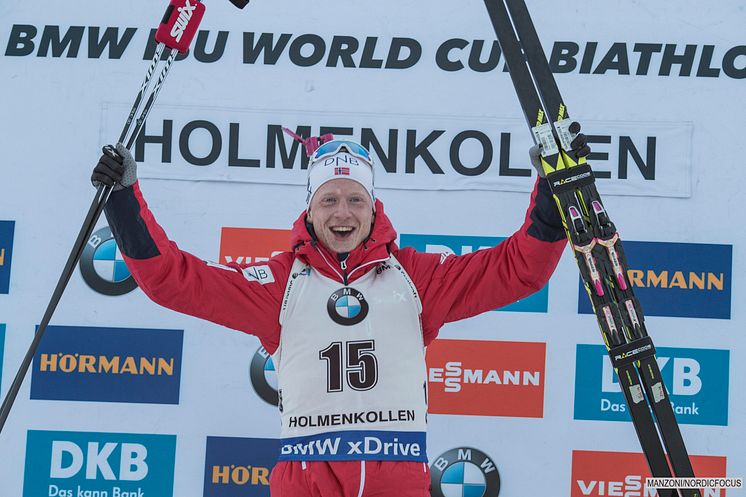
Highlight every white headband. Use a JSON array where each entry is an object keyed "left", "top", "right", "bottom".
[{"left": 306, "top": 151, "right": 376, "bottom": 211}]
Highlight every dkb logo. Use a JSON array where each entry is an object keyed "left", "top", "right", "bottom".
[
  {"left": 23, "top": 430, "right": 176, "bottom": 497},
  {"left": 574, "top": 344, "right": 729, "bottom": 426}
]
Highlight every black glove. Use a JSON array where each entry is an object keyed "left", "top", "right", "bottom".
[
  {"left": 529, "top": 121, "right": 591, "bottom": 178},
  {"left": 568, "top": 121, "right": 590, "bottom": 158},
  {"left": 91, "top": 143, "right": 138, "bottom": 190}
]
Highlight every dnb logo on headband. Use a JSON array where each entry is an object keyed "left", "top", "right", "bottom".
[
  {"left": 249, "top": 346, "right": 279, "bottom": 407},
  {"left": 327, "top": 287, "right": 369, "bottom": 325},
  {"left": 80, "top": 226, "right": 137, "bottom": 296},
  {"left": 431, "top": 447, "right": 500, "bottom": 497}
]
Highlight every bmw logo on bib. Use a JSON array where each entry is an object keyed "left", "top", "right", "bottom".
[{"left": 327, "top": 287, "right": 369, "bottom": 326}]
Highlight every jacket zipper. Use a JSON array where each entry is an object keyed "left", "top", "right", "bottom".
[
  {"left": 314, "top": 246, "right": 389, "bottom": 286},
  {"left": 340, "top": 258, "right": 349, "bottom": 285}
]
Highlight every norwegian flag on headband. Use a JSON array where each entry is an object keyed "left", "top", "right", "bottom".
[{"left": 334, "top": 167, "right": 350, "bottom": 176}]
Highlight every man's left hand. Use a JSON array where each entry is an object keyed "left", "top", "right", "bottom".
[{"left": 529, "top": 121, "right": 591, "bottom": 178}]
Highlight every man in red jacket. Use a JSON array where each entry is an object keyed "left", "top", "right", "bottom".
[{"left": 92, "top": 133, "right": 587, "bottom": 497}]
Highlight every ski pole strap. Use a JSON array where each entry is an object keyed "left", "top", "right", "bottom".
[
  {"left": 155, "top": 0, "right": 206, "bottom": 53},
  {"left": 609, "top": 336, "right": 656, "bottom": 368},
  {"left": 547, "top": 163, "right": 594, "bottom": 194}
]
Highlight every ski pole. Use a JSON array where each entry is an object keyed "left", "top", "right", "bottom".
[{"left": 0, "top": 0, "right": 208, "bottom": 436}]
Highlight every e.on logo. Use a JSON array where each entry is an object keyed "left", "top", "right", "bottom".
[
  {"left": 426, "top": 339, "right": 546, "bottom": 417},
  {"left": 219, "top": 227, "right": 291, "bottom": 265},
  {"left": 571, "top": 450, "right": 728, "bottom": 497}
]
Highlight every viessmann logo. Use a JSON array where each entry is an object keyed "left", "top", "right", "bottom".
[
  {"left": 31, "top": 325, "right": 183, "bottom": 404},
  {"left": 574, "top": 344, "right": 729, "bottom": 426},
  {"left": 203, "top": 436, "right": 279, "bottom": 497},
  {"left": 578, "top": 241, "right": 732, "bottom": 319},
  {"left": 571, "top": 450, "right": 727, "bottom": 497},
  {"left": 219, "top": 227, "right": 291, "bottom": 265},
  {"left": 23, "top": 430, "right": 176, "bottom": 497},
  {"left": 399, "top": 234, "right": 549, "bottom": 313},
  {"left": 0, "top": 220, "right": 15, "bottom": 294},
  {"left": 426, "top": 339, "right": 545, "bottom": 417}
]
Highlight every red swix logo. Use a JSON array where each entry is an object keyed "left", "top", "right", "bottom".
[
  {"left": 170, "top": 0, "right": 197, "bottom": 42},
  {"left": 426, "top": 339, "right": 545, "bottom": 417},
  {"left": 219, "top": 227, "right": 291, "bottom": 265},
  {"left": 571, "top": 450, "right": 728, "bottom": 497}
]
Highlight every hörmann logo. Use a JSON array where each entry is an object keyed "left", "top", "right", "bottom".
[
  {"left": 571, "top": 450, "right": 727, "bottom": 497},
  {"left": 0, "top": 220, "right": 15, "bottom": 293},
  {"left": 31, "top": 325, "right": 183, "bottom": 404},
  {"left": 203, "top": 436, "right": 278, "bottom": 497},
  {"left": 427, "top": 339, "right": 545, "bottom": 417},
  {"left": 578, "top": 241, "right": 732, "bottom": 319},
  {"left": 574, "top": 344, "right": 730, "bottom": 426},
  {"left": 23, "top": 430, "right": 176, "bottom": 497},
  {"left": 399, "top": 234, "right": 549, "bottom": 313},
  {"left": 219, "top": 227, "right": 291, "bottom": 266}
]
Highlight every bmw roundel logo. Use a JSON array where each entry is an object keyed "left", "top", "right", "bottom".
[
  {"left": 79, "top": 226, "right": 137, "bottom": 296},
  {"left": 249, "top": 346, "right": 279, "bottom": 407},
  {"left": 327, "top": 287, "right": 369, "bottom": 326},
  {"left": 430, "top": 447, "right": 501, "bottom": 497}
]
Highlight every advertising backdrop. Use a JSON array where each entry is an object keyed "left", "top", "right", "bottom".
[{"left": 0, "top": 0, "right": 743, "bottom": 496}]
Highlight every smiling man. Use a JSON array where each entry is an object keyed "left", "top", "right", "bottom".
[{"left": 92, "top": 135, "right": 587, "bottom": 496}]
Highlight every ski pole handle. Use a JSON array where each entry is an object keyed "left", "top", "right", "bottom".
[{"left": 155, "top": 0, "right": 206, "bottom": 53}]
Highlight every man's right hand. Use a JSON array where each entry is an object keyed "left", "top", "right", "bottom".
[{"left": 91, "top": 143, "right": 138, "bottom": 190}]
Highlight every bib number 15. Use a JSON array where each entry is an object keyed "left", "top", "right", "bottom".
[{"left": 319, "top": 340, "right": 378, "bottom": 392}]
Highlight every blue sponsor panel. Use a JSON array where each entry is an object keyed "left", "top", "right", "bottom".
[
  {"left": 203, "top": 437, "right": 279, "bottom": 497},
  {"left": 23, "top": 430, "right": 176, "bottom": 497},
  {"left": 399, "top": 234, "right": 548, "bottom": 313},
  {"left": 30, "top": 325, "right": 183, "bottom": 404},
  {"left": 574, "top": 344, "right": 729, "bottom": 426},
  {"left": 0, "top": 220, "right": 15, "bottom": 294},
  {"left": 577, "top": 241, "right": 732, "bottom": 319}
]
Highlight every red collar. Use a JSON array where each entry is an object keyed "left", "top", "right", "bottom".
[{"left": 290, "top": 199, "right": 398, "bottom": 283}]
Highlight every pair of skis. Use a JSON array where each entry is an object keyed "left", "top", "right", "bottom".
[{"left": 482, "top": 1, "right": 698, "bottom": 496}]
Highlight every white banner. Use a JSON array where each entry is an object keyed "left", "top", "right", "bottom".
[{"left": 102, "top": 104, "right": 693, "bottom": 197}]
